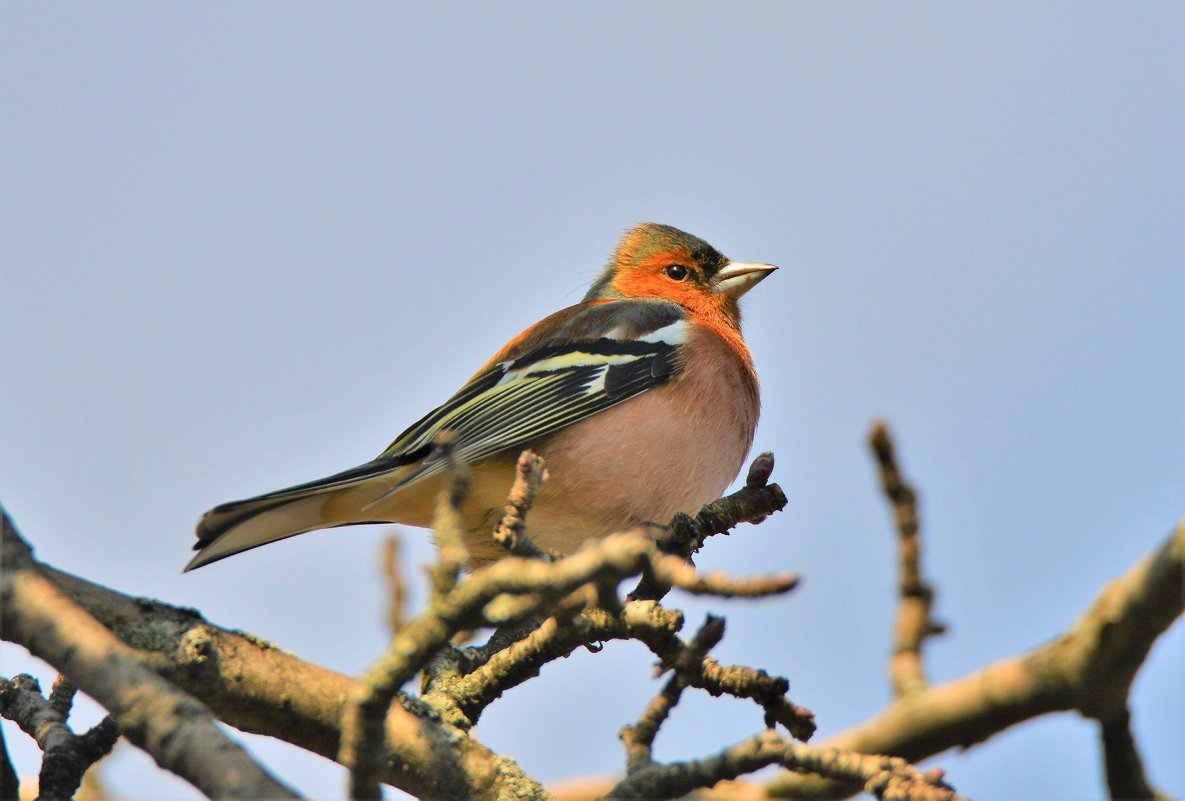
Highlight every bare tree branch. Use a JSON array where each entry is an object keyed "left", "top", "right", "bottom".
[
  {"left": 768, "top": 516, "right": 1185, "bottom": 799},
  {"left": 0, "top": 515, "right": 539, "bottom": 800},
  {"left": 424, "top": 600, "right": 687, "bottom": 728},
  {"left": 621, "top": 616, "right": 727, "bottom": 774},
  {"left": 340, "top": 503, "right": 799, "bottom": 796},
  {"left": 609, "top": 730, "right": 964, "bottom": 800},
  {"left": 413, "top": 533, "right": 796, "bottom": 731},
  {"left": 0, "top": 674, "right": 118, "bottom": 801},
  {"left": 0, "top": 510, "right": 303, "bottom": 801},
  {"left": 335, "top": 448, "right": 803, "bottom": 799}
]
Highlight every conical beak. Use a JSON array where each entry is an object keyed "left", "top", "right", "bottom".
[{"left": 712, "top": 262, "right": 778, "bottom": 298}]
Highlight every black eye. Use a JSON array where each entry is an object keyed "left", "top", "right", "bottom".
[{"left": 665, "top": 264, "right": 689, "bottom": 281}]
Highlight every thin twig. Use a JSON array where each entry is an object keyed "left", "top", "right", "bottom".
[
  {"left": 381, "top": 534, "right": 408, "bottom": 634},
  {"left": 869, "top": 421, "right": 945, "bottom": 697},
  {"left": 1099, "top": 709, "right": 1173, "bottom": 801},
  {"left": 492, "top": 450, "right": 550, "bottom": 559},
  {"left": 694, "top": 657, "right": 815, "bottom": 740},
  {"left": 425, "top": 601, "right": 686, "bottom": 728},
  {"left": 608, "top": 730, "right": 964, "bottom": 800},
  {"left": 630, "top": 452, "right": 788, "bottom": 601},
  {"left": 621, "top": 616, "right": 726, "bottom": 774},
  {"left": 649, "top": 553, "right": 798, "bottom": 598}
]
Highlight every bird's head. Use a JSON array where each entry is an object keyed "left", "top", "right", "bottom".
[{"left": 584, "top": 223, "right": 776, "bottom": 330}]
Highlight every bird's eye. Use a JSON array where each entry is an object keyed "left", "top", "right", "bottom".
[{"left": 665, "top": 264, "right": 689, "bottom": 281}]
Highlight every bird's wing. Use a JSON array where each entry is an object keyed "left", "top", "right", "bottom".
[{"left": 371, "top": 298, "right": 690, "bottom": 494}]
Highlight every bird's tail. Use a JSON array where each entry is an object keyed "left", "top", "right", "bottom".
[{"left": 184, "top": 458, "right": 415, "bottom": 572}]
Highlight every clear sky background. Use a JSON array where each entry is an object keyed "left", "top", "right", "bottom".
[{"left": 2, "top": 4, "right": 1182, "bottom": 799}]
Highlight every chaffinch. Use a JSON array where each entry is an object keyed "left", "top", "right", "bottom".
[{"left": 185, "top": 223, "right": 775, "bottom": 571}]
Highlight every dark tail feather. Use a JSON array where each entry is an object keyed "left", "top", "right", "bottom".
[{"left": 184, "top": 457, "right": 415, "bottom": 572}]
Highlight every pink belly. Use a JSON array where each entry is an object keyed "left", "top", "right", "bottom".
[{"left": 464, "top": 326, "right": 760, "bottom": 564}]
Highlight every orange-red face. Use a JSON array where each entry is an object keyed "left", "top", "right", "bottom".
[
  {"left": 604, "top": 223, "right": 736, "bottom": 327},
  {"left": 611, "top": 244, "right": 735, "bottom": 318},
  {"left": 582, "top": 223, "right": 775, "bottom": 333}
]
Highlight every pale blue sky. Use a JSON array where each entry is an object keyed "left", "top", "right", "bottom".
[{"left": 2, "top": 4, "right": 1182, "bottom": 799}]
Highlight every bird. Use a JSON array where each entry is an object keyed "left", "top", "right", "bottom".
[{"left": 185, "top": 223, "right": 775, "bottom": 572}]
